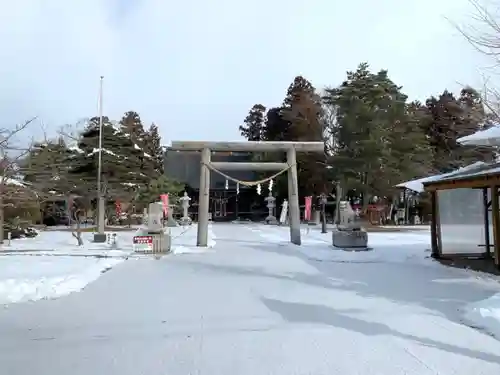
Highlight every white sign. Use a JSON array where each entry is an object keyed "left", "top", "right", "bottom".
[
  {"left": 133, "top": 235, "right": 153, "bottom": 252},
  {"left": 279, "top": 200, "right": 288, "bottom": 224}
]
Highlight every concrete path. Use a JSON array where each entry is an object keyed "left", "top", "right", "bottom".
[{"left": 1, "top": 223, "right": 500, "bottom": 374}]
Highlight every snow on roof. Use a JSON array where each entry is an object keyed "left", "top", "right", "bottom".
[
  {"left": 395, "top": 162, "right": 487, "bottom": 193},
  {"left": 457, "top": 125, "right": 500, "bottom": 146},
  {"left": 424, "top": 161, "right": 500, "bottom": 185}
]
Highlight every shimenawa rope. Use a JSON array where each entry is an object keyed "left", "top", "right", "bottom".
[{"left": 203, "top": 162, "right": 294, "bottom": 187}]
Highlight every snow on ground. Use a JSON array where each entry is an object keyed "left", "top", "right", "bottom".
[
  {"left": 0, "top": 224, "right": 216, "bottom": 257},
  {"left": 249, "top": 224, "right": 432, "bottom": 265},
  {"left": 463, "top": 291, "right": 500, "bottom": 338},
  {"left": 1, "top": 223, "right": 500, "bottom": 374},
  {"left": 248, "top": 223, "right": 500, "bottom": 340},
  {"left": 0, "top": 224, "right": 216, "bottom": 305},
  {"left": 0, "top": 256, "right": 121, "bottom": 305}
]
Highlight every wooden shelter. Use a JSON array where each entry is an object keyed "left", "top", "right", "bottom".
[{"left": 423, "top": 162, "right": 500, "bottom": 270}]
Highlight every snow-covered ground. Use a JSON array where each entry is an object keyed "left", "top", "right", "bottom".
[
  {"left": 0, "top": 256, "right": 122, "bottom": 305},
  {"left": 1, "top": 222, "right": 500, "bottom": 374},
  {"left": 0, "top": 224, "right": 215, "bottom": 304},
  {"left": 463, "top": 286, "right": 500, "bottom": 338},
  {"left": 251, "top": 224, "right": 500, "bottom": 340}
]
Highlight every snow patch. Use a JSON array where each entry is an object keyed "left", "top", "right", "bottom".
[
  {"left": 172, "top": 246, "right": 215, "bottom": 254},
  {"left": 1, "top": 177, "right": 25, "bottom": 186},
  {"left": 208, "top": 224, "right": 216, "bottom": 248},
  {"left": 0, "top": 224, "right": 218, "bottom": 305},
  {"left": 87, "top": 148, "right": 118, "bottom": 157},
  {"left": 463, "top": 293, "right": 500, "bottom": 338},
  {"left": 0, "top": 256, "right": 123, "bottom": 305}
]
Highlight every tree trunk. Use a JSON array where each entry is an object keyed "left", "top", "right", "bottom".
[{"left": 71, "top": 209, "right": 84, "bottom": 246}]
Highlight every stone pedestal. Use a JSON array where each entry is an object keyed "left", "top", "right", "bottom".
[
  {"left": 151, "top": 232, "right": 171, "bottom": 253},
  {"left": 309, "top": 210, "right": 320, "bottom": 226},
  {"left": 93, "top": 233, "right": 107, "bottom": 243},
  {"left": 332, "top": 228, "right": 369, "bottom": 249},
  {"left": 166, "top": 207, "right": 178, "bottom": 227},
  {"left": 133, "top": 223, "right": 171, "bottom": 255}
]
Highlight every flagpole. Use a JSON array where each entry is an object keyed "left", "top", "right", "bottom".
[{"left": 94, "top": 76, "right": 106, "bottom": 242}]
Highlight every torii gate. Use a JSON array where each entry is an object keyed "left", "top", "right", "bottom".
[{"left": 169, "top": 141, "right": 325, "bottom": 246}]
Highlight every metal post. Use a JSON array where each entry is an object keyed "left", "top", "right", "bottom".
[
  {"left": 235, "top": 191, "right": 239, "bottom": 220},
  {"left": 94, "top": 76, "right": 106, "bottom": 242},
  {"left": 287, "top": 147, "right": 301, "bottom": 245},
  {"left": 197, "top": 148, "right": 211, "bottom": 246},
  {"left": 483, "top": 188, "right": 491, "bottom": 257},
  {"left": 335, "top": 181, "right": 342, "bottom": 226},
  {"left": 321, "top": 194, "right": 327, "bottom": 233}
]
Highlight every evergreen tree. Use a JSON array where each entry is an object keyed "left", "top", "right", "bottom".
[
  {"left": 144, "top": 122, "right": 164, "bottom": 176},
  {"left": 281, "top": 76, "right": 326, "bottom": 195},
  {"left": 136, "top": 175, "right": 183, "bottom": 209},
  {"left": 120, "top": 111, "right": 147, "bottom": 148},
  {"left": 68, "top": 116, "right": 148, "bottom": 199},
  {"left": 420, "top": 88, "right": 494, "bottom": 172},
  {"left": 262, "top": 107, "right": 291, "bottom": 141},
  {"left": 324, "top": 63, "right": 431, "bottom": 203},
  {"left": 23, "top": 137, "right": 79, "bottom": 194},
  {"left": 281, "top": 76, "right": 323, "bottom": 142},
  {"left": 239, "top": 104, "right": 266, "bottom": 141},
  {"left": 283, "top": 76, "right": 316, "bottom": 108}
]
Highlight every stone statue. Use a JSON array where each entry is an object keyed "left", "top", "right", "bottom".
[
  {"left": 332, "top": 200, "right": 369, "bottom": 250},
  {"left": 133, "top": 202, "right": 171, "bottom": 254},
  {"left": 338, "top": 201, "right": 356, "bottom": 229},
  {"left": 264, "top": 191, "right": 278, "bottom": 224},
  {"left": 148, "top": 202, "right": 164, "bottom": 232},
  {"left": 179, "top": 191, "right": 192, "bottom": 225}
]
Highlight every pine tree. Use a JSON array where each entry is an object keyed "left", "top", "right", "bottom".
[
  {"left": 283, "top": 76, "right": 316, "bottom": 108},
  {"left": 281, "top": 76, "right": 326, "bottom": 195},
  {"left": 239, "top": 104, "right": 266, "bottom": 141},
  {"left": 281, "top": 76, "right": 324, "bottom": 142},
  {"left": 120, "top": 111, "right": 147, "bottom": 149},
  {"left": 68, "top": 116, "right": 148, "bottom": 199},
  {"left": 23, "top": 137, "right": 79, "bottom": 194},
  {"left": 144, "top": 122, "right": 164, "bottom": 176},
  {"left": 420, "top": 88, "right": 494, "bottom": 172},
  {"left": 136, "top": 175, "right": 183, "bottom": 209},
  {"left": 262, "top": 107, "right": 291, "bottom": 141},
  {"left": 324, "top": 63, "right": 431, "bottom": 203}
]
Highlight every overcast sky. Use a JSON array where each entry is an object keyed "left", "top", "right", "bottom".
[{"left": 0, "top": 0, "right": 491, "bottom": 145}]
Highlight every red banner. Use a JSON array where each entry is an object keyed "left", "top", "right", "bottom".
[
  {"left": 160, "top": 194, "right": 169, "bottom": 215},
  {"left": 304, "top": 196, "right": 312, "bottom": 221},
  {"left": 115, "top": 200, "right": 121, "bottom": 216}
]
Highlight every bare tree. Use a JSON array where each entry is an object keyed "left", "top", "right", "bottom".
[
  {"left": 454, "top": 0, "right": 500, "bottom": 59},
  {"left": 453, "top": 0, "right": 500, "bottom": 119}
]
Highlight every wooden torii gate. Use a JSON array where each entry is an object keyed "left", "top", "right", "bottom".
[{"left": 169, "top": 141, "right": 325, "bottom": 246}]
